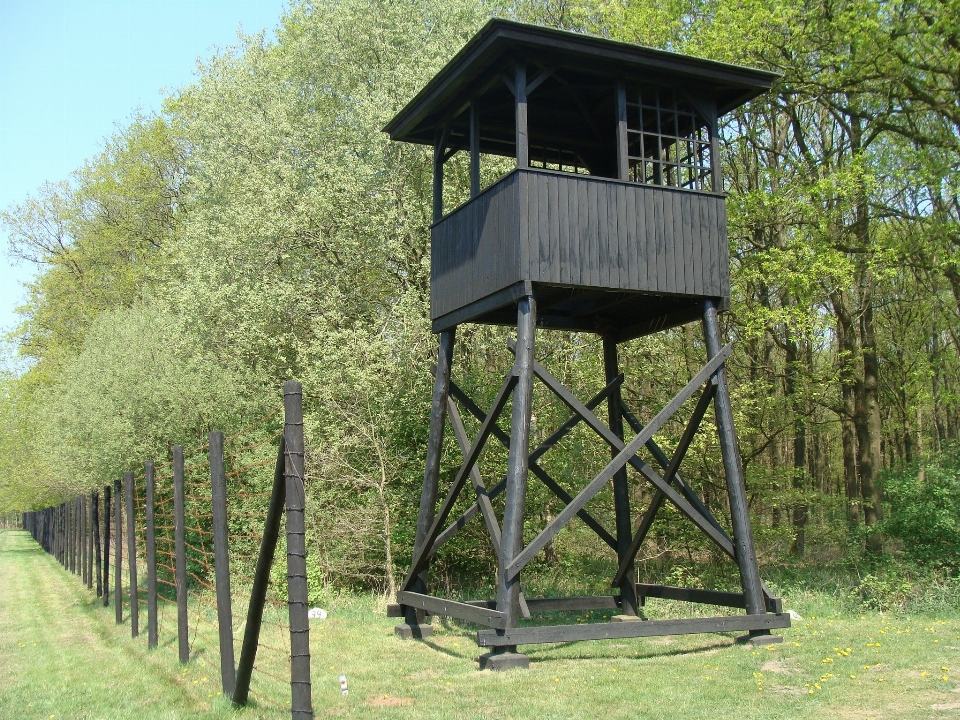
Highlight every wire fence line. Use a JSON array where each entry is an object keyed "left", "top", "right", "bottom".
[{"left": 20, "top": 380, "right": 314, "bottom": 720}]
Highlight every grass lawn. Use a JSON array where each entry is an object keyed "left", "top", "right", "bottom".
[{"left": 2, "top": 527, "right": 958, "bottom": 719}]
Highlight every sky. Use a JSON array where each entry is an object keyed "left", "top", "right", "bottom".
[{"left": 0, "top": 0, "right": 286, "bottom": 339}]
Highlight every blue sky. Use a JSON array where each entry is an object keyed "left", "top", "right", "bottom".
[{"left": 0, "top": 0, "right": 286, "bottom": 339}]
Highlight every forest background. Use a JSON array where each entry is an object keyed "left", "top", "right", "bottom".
[{"left": 2, "top": 0, "right": 959, "bottom": 609}]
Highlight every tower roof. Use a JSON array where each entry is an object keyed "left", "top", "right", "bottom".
[{"left": 384, "top": 19, "right": 778, "bottom": 146}]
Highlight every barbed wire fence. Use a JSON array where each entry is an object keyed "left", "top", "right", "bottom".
[{"left": 20, "top": 380, "right": 313, "bottom": 720}]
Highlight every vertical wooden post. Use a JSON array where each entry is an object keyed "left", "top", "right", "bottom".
[
  {"left": 77, "top": 495, "right": 87, "bottom": 585},
  {"left": 515, "top": 61, "right": 528, "bottom": 167},
  {"left": 233, "top": 441, "right": 286, "bottom": 706},
  {"left": 702, "top": 300, "right": 767, "bottom": 626},
  {"left": 146, "top": 460, "right": 158, "bottom": 649},
  {"left": 397, "top": 329, "right": 456, "bottom": 639},
  {"left": 604, "top": 336, "right": 638, "bottom": 617},
  {"left": 209, "top": 432, "right": 236, "bottom": 696},
  {"left": 125, "top": 471, "right": 139, "bottom": 637},
  {"left": 709, "top": 113, "right": 722, "bottom": 192},
  {"left": 616, "top": 80, "right": 629, "bottom": 181},
  {"left": 114, "top": 478, "right": 123, "bottom": 623},
  {"left": 484, "top": 296, "right": 536, "bottom": 671},
  {"left": 284, "top": 380, "right": 313, "bottom": 719},
  {"left": 103, "top": 485, "right": 112, "bottom": 607},
  {"left": 68, "top": 498, "right": 75, "bottom": 574},
  {"left": 433, "top": 127, "right": 446, "bottom": 223},
  {"left": 86, "top": 493, "right": 94, "bottom": 589},
  {"left": 172, "top": 446, "right": 189, "bottom": 664},
  {"left": 470, "top": 101, "right": 480, "bottom": 197},
  {"left": 93, "top": 491, "right": 102, "bottom": 598}
]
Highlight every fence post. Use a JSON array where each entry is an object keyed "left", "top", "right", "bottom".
[
  {"left": 146, "top": 460, "right": 158, "bottom": 649},
  {"left": 172, "top": 446, "right": 189, "bottom": 664},
  {"left": 284, "top": 380, "right": 313, "bottom": 720},
  {"left": 93, "top": 491, "right": 102, "bottom": 597},
  {"left": 125, "top": 471, "right": 139, "bottom": 637},
  {"left": 209, "top": 432, "right": 236, "bottom": 695},
  {"left": 233, "top": 440, "right": 286, "bottom": 706},
  {"left": 115, "top": 478, "right": 123, "bottom": 623},
  {"left": 87, "top": 493, "right": 94, "bottom": 589},
  {"left": 69, "top": 498, "right": 75, "bottom": 574},
  {"left": 81, "top": 495, "right": 88, "bottom": 586},
  {"left": 104, "top": 485, "right": 112, "bottom": 607}
]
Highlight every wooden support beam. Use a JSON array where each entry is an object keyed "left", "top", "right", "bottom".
[
  {"left": 635, "top": 584, "right": 783, "bottom": 614},
  {"left": 619, "top": 400, "right": 728, "bottom": 539},
  {"left": 450, "top": 372, "right": 621, "bottom": 550},
  {"left": 477, "top": 613, "right": 791, "bottom": 647},
  {"left": 515, "top": 61, "right": 528, "bottom": 167},
  {"left": 446, "top": 396, "right": 502, "bottom": 559},
  {"left": 398, "top": 591, "right": 506, "bottom": 629},
  {"left": 387, "top": 594, "right": 623, "bottom": 619},
  {"left": 427, "top": 478, "right": 505, "bottom": 560},
  {"left": 401, "top": 371, "right": 517, "bottom": 591},
  {"left": 525, "top": 65, "right": 555, "bottom": 96},
  {"left": 504, "top": 346, "right": 732, "bottom": 580},
  {"left": 469, "top": 102, "right": 480, "bottom": 198},
  {"left": 611, "top": 382, "right": 717, "bottom": 588}
]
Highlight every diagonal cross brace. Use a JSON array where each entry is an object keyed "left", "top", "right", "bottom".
[
  {"left": 611, "top": 382, "right": 716, "bottom": 588},
  {"left": 450, "top": 374, "right": 621, "bottom": 550},
  {"left": 446, "top": 397, "right": 502, "bottom": 559},
  {"left": 619, "top": 400, "right": 728, "bottom": 539},
  {"left": 400, "top": 372, "right": 516, "bottom": 592},
  {"left": 504, "top": 345, "right": 733, "bottom": 581}
]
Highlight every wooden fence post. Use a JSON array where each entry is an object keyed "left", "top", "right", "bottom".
[
  {"left": 125, "top": 471, "right": 139, "bottom": 637},
  {"left": 146, "top": 460, "right": 158, "bottom": 649},
  {"left": 87, "top": 493, "right": 94, "bottom": 589},
  {"left": 115, "top": 478, "right": 123, "bottom": 624},
  {"left": 233, "top": 440, "right": 286, "bottom": 706},
  {"left": 210, "top": 431, "right": 236, "bottom": 696},
  {"left": 172, "top": 446, "right": 189, "bottom": 664},
  {"left": 93, "top": 490, "right": 102, "bottom": 598},
  {"left": 81, "top": 495, "right": 88, "bottom": 586},
  {"left": 104, "top": 485, "right": 112, "bottom": 608},
  {"left": 284, "top": 380, "right": 313, "bottom": 720}
]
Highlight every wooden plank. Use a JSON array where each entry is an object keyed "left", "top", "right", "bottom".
[
  {"left": 616, "top": 183, "right": 628, "bottom": 291},
  {"left": 526, "top": 595, "right": 621, "bottom": 613},
  {"left": 527, "top": 170, "right": 539, "bottom": 280},
  {"left": 655, "top": 189, "right": 667, "bottom": 293},
  {"left": 703, "top": 195, "right": 719, "bottom": 296},
  {"left": 446, "top": 397, "right": 502, "bottom": 559},
  {"left": 519, "top": 171, "right": 530, "bottom": 282},
  {"left": 543, "top": 174, "right": 557, "bottom": 281},
  {"left": 401, "top": 372, "right": 517, "bottom": 591},
  {"left": 558, "top": 170, "right": 570, "bottom": 284},
  {"left": 636, "top": 584, "right": 782, "bottom": 613},
  {"left": 689, "top": 192, "right": 703, "bottom": 296},
  {"left": 477, "top": 613, "right": 791, "bottom": 647},
  {"left": 570, "top": 175, "right": 583, "bottom": 286},
  {"left": 603, "top": 181, "right": 617, "bottom": 288},
  {"left": 587, "top": 180, "right": 599, "bottom": 287},
  {"left": 643, "top": 186, "right": 657, "bottom": 292},
  {"left": 398, "top": 591, "right": 506, "bottom": 629},
  {"left": 624, "top": 183, "right": 638, "bottom": 291},
  {"left": 676, "top": 191, "right": 691, "bottom": 295},
  {"left": 663, "top": 189, "right": 677, "bottom": 294},
  {"left": 718, "top": 200, "right": 730, "bottom": 303},
  {"left": 504, "top": 346, "right": 732, "bottom": 580},
  {"left": 432, "top": 280, "right": 530, "bottom": 333}
]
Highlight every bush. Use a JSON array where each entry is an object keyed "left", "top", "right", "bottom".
[{"left": 881, "top": 444, "right": 960, "bottom": 570}]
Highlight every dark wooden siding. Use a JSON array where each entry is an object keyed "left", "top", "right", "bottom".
[
  {"left": 431, "top": 172, "right": 521, "bottom": 319},
  {"left": 431, "top": 168, "right": 727, "bottom": 322}
]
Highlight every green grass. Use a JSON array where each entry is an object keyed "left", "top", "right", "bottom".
[{"left": 3, "top": 528, "right": 959, "bottom": 719}]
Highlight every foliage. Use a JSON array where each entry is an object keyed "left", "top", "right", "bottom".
[{"left": 880, "top": 445, "right": 960, "bottom": 569}]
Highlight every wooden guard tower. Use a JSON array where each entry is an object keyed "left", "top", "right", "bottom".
[{"left": 384, "top": 19, "right": 789, "bottom": 669}]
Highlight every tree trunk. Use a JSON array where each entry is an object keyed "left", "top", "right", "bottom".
[{"left": 832, "top": 290, "right": 861, "bottom": 528}]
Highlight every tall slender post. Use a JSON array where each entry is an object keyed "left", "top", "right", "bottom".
[
  {"left": 702, "top": 300, "right": 769, "bottom": 633},
  {"left": 433, "top": 127, "right": 446, "bottom": 223},
  {"left": 81, "top": 495, "right": 88, "bottom": 586},
  {"left": 145, "top": 460, "right": 158, "bottom": 649},
  {"left": 69, "top": 498, "right": 75, "bottom": 574},
  {"left": 483, "top": 296, "right": 536, "bottom": 671},
  {"left": 470, "top": 101, "right": 480, "bottom": 197},
  {"left": 233, "top": 441, "right": 286, "bottom": 706},
  {"left": 210, "top": 433, "right": 236, "bottom": 695},
  {"left": 115, "top": 478, "right": 123, "bottom": 623},
  {"left": 93, "top": 491, "right": 102, "bottom": 598},
  {"left": 86, "top": 493, "right": 94, "bottom": 589},
  {"left": 104, "top": 485, "right": 112, "bottom": 607},
  {"left": 172, "top": 446, "right": 189, "bottom": 664},
  {"left": 397, "top": 329, "right": 456, "bottom": 639},
  {"left": 515, "top": 61, "right": 528, "bottom": 167},
  {"left": 284, "top": 380, "right": 313, "bottom": 719},
  {"left": 604, "top": 336, "right": 638, "bottom": 617},
  {"left": 616, "top": 80, "right": 629, "bottom": 181},
  {"left": 125, "top": 471, "right": 139, "bottom": 637}
]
